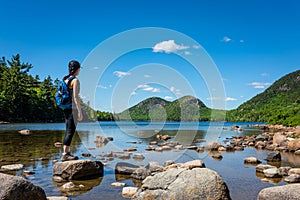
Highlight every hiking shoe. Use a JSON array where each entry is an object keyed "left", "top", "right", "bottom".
[{"left": 61, "top": 152, "right": 78, "bottom": 161}]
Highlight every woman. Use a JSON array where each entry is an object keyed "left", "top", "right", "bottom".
[{"left": 61, "top": 60, "right": 83, "bottom": 161}]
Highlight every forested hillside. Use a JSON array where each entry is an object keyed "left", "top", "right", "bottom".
[
  {"left": 116, "top": 95, "right": 226, "bottom": 121},
  {"left": 226, "top": 70, "right": 300, "bottom": 126}
]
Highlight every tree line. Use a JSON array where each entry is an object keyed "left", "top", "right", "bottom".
[{"left": 0, "top": 55, "right": 113, "bottom": 122}]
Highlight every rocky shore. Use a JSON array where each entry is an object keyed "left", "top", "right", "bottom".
[{"left": 1, "top": 124, "right": 300, "bottom": 199}]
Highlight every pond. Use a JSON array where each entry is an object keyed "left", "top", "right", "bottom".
[{"left": 0, "top": 121, "right": 298, "bottom": 200}]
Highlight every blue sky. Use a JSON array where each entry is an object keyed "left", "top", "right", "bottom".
[{"left": 1, "top": 0, "right": 300, "bottom": 112}]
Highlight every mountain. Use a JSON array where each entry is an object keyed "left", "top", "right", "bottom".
[
  {"left": 226, "top": 70, "right": 300, "bottom": 126},
  {"left": 116, "top": 96, "right": 225, "bottom": 121},
  {"left": 116, "top": 95, "right": 226, "bottom": 121}
]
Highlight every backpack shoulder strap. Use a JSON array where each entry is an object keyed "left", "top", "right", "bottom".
[{"left": 65, "top": 76, "right": 76, "bottom": 87}]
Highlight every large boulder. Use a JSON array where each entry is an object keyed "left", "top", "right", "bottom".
[
  {"left": 53, "top": 160, "right": 103, "bottom": 180},
  {"left": 205, "top": 141, "right": 222, "bottom": 151},
  {"left": 132, "top": 167, "right": 231, "bottom": 200},
  {"left": 266, "top": 151, "right": 281, "bottom": 162},
  {"left": 257, "top": 184, "right": 300, "bottom": 200},
  {"left": 0, "top": 173, "right": 46, "bottom": 200},
  {"left": 273, "top": 133, "right": 287, "bottom": 146}
]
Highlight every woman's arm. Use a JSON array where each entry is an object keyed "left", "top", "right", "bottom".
[{"left": 72, "top": 78, "right": 83, "bottom": 121}]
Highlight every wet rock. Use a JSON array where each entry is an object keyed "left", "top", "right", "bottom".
[
  {"left": 255, "top": 141, "right": 266, "bottom": 149},
  {"left": 257, "top": 184, "right": 300, "bottom": 200},
  {"left": 53, "top": 160, "right": 103, "bottom": 180},
  {"left": 131, "top": 166, "right": 151, "bottom": 180},
  {"left": 1, "top": 164, "right": 24, "bottom": 171},
  {"left": 263, "top": 168, "right": 282, "bottom": 178},
  {"left": 234, "top": 146, "right": 244, "bottom": 151},
  {"left": 60, "top": 182, "right": 76, "bottom": 191},
  {"left": 218, "top": 146, "right": 227, "bottom": 151},
  {"left": 19, "top": 129, "right": 31, "bottom": 135},
  {"left": 212, "top": 154, "right": 223, "bottom": 160},
  {"left": 107, "top": 137, "right": 114, "bottom": 141},
  {"left": 115, "top": 162, "right": 139, "bottom": 175},
  {"left": 53, "top": 176, "right": 64, "bottom": 183},
  {"left": 133, "top": 154, "right": 145, "bottom": 161},
  {"left": 117, "top": 153, "right": 131, "bottom": 160},
  {"left": 132, "top": 168, "right": 230, "bottom": 200},
  {"left": 175, "top": 145, "right": 185, "bottom": 150},
  {"left": 54, "top": 142, "right": 63, "bottom": 147},
  {"left": 256, "top": 164, "right": 277, "bottom": 173},
  {"left": 47, "top": 196, "right": 68, "bottom": 200},
  {"left": 205, "top": 141, "right": 222, "bottom": 151},
  {"left": 244, "top": 157, "right": 261, "bottom": 164},
  {"left": 162, "top": 145, "right": 172, "bottom": 151},
  {"left": 164, "top": 160, "right": 175, "bottom": 167},
  {"left": 23, "top": 170, "right": 35, "bottom": 175},
  {"left": 0, "top": 173, "right": 46, "bottom": 200},
  {"left": 148, "top": 162, "right": 164, "bottom": 173},
  {"left": 149, "top": 141, "right": 157, "bottom": 145},
  {"left": 94, "top": 135, "right": 109, "bottom": 143},
  {"left": 288, "top": 168, "right": 300, "bottom": 175},
  {"left": 182, "top": 160, "right": 206, "bottom": 169},
  {"left": 273, "top": 133, "right": 287, "bottom": 146},
  {"left": 154, "top": 147, "right": 163, "bottom": 152},
  {"left": 288, "top": 139, "right": 300, "bottom": 151},
  {"left": 111, "top": 182, "right": 126, "bottom": 187},
  {"left": 284, "top": 174, "right": 300, "bottom": 183},
  {"left": 82, "top": 152, "right": 92, "bottom": 157},
  {"left": 266, "top": 151, "right": 281, "bottom": 162},
  {"left": 186, "top": 145, "right": 198, "bottom": 150},
  {"left": 279, "top": 166, "right": 292, "bottom": 176},
  {"left": 122, "top": 187, "right": 138, "bottom": 198},
  {"left": 255, "top": 134, "right": 267, "bottom": 142},
  {"left": 124, "top": 147, "right": 137, "bottom": 152}
]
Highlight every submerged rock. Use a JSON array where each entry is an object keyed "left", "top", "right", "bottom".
[{"left": 0, "top": 173, "right": 46, "bottom": 200}]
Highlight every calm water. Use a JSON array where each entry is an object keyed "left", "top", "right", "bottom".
[{"left": 0, "top": 121, "right": 298, "bottom": 200}]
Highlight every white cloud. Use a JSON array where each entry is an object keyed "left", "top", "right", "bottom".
[
  {"left": 144, "top": 74, "right": 151, "bottom": 78},
  {"left": 152, "top": 40, "right": 189, "bottom": 54},
  {"left": 225, "top": 97, "right": 237, "bottom": 101},
  {"left": 93, "top": 66, "right": 99, "bottom": 70},
  {"left": 260, "top": 73, "right": 269, "bottom": 77},
  {"left": 165, "top": 96, "right": 173, "bottom": 100},
  {"left": 113, "top": 71, "right": 131, "bottom": 78},
  {"left": 248, "top": 82, "right": 271, "bottom": 89},
  {"left": 207, "top": 97, "right": 237, "bottom": 101},
  {"left": 184, "top": 51, "right": 191, "bottom": 55},
  {"left": 131, "top": 91, "right": 137, "bottom": 95},
  {"left": 97, "top": 85, "right": 107, "bottom": 89},
  {"left": 222, "top": 36, "right": 232, "bottom": 42},
  {"left": 137, "top": 84, "right": 160, "bottom": 93},
  {"left": 239, "top": 39, "right": 244, "bottom": 43},
  {"left": 170, "top": 86, "right": 182, "bottom": 95},
  {"left": 193, "top": 45, "right": 200, "bottom": 49}
]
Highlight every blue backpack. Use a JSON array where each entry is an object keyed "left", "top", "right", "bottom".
[{"left": 55, "top": 76, "right": 76, "bottom": 109}]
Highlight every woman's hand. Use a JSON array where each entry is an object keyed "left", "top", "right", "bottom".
[{"left": 78, "top": 111, "right": 83, "bottom": 121}]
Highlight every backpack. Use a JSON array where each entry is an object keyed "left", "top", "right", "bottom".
[{"left": 55, "top": 76, "right": 76, "bottom": 109}]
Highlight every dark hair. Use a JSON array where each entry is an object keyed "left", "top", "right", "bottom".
[{"left": 64, "top": 60, "right": 80, "bottom": 80}]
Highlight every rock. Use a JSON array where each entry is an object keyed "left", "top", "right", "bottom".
[
  {"left": 266, "top": 151, "right": 281, "bottom": 162},
  {"left": 82, "top": 152, "right": 92, "bottom": 157},
  {"left": 94, "top": 135, "right": 109, "bottom": 143},
  {"left": 117, "top": 153, "right": 131, "bottom": 160},
  {"left": 186, "top": 145, "right": 198, "bottom": 150},
  {"left": 154, "top": 147, "right": 163, "bottom": 152},
  {"left": 60, "top": 182, "right": 76, "bottom": 191},
  {"left": 23, "top": 170, "right": 35, "bottom": 175},
  {"left": 256, "top": 164, "right": 277, "bottom": 173},
  {"left": 132, "top": 168, "right": 230, "bottom": 200},
  {"left": 212, "top": 154, "right": 223, "bottom": 159},
  {"left": 196, "top": 145, "right": 205, "bottom": 152},
  {"left": 218, "top": 146, "right": 227, "bottom": 151},
  {"left": 111, "top": 182, "right": 126, "bottom": 187},
  {"left": 164, "top": 160, "right": 175, "bottom": 167},
  {"left": 52, "top": 160, "right": 103, "bottom": 180},
  {"left": 263, "top": 168, "right": 282, "bottom": 178},
  {"left": 288, "top": 168, "right": 300, "bottom": 175},
  {"left": 279, "top": 166, "right": 292, "bottom": 176},
  {"left": 53, "top": 176, "right": 64, "bottom": 183},
  {"left": 124, "top": 147, "right": 137, "bottom": 152},
  {"left": 131, "top": 166, "right": 151, "bottom": 180},
  {"left": 122, "top": 187, "right": 138, "bottom": 198},
  {"left": 47, "top": 196, "right": 68, "bottom": 200},
  {"left": 161, "top": 135, "right": 171, "bottom": 141},
  {"left": 149, "top": 141, "right": 157, "bottom": 145},
  {"left": 162, "top": 145, "right": 172, "bottom": 151},
  {"left": 205, "top": 141, "right": 222, "bottom": 151},
  {"left": 244, "top": 157, "right": 261, "bottom": 164},
  {"left": 115, "top": 162, "right": 139, "bottom": 175},
  {"left": 107, "top": 137, "right": 114, "bottom": 141},
  {"left": 288, "top": 139, "right": 300, "bottom": 151},
  {"left": 18, "top": 129, "right": 31, "bottom": 135},
  {"left": 257, "top": 183, "right": 300, "bottom": 200},
  {"left": 1, "top": 164, "right": 24, "bottom": 171},
  {"left": 273, "top": 133, "right": 287, "bottom": 146},
  {"left": 133, "top": 154, "right": 145, "bottom": 161},
  {"left": 54, "top": 142, "right": 63, "bottom": 147},
  {"left": 0, "top": 173, "right": 46, "bottom": 200},
  {"left": 148, "top": 162, "right": 164, "bottom": 173},
  {"left": 284, "top": 174, "right": 300, "bottom": 183},
  {"left": 255, "top": 134, "right": 267, "bottom": 142},
  {"left": 182, "top": 160, "right": 206, "bottom": 169}
]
